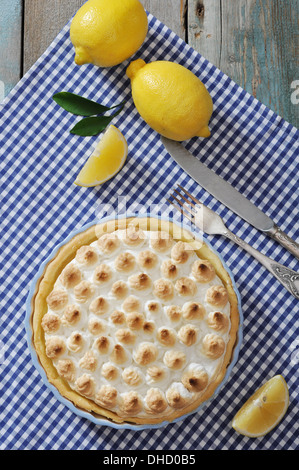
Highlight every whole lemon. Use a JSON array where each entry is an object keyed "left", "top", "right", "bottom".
[
  {"left": 70, "top": 0, "right": 148, "bottom": 67},
  {"left": 126, "top": 59, "right": 213, "bottom": 140}
]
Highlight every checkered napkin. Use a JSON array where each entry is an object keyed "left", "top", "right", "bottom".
[{"left": 1, "top": 12, "right": 298, "bottom": 450}]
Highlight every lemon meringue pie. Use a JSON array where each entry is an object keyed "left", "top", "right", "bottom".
[{"left": 30, "top": 217, "right": 240, "bottom": 425}]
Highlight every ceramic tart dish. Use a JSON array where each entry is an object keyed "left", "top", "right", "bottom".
[{"left": 26, "top": 215, "right": 243, "bottom": 429}]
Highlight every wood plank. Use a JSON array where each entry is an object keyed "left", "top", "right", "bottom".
[
  {"left": 23, "top": 0, "right": 83, "bottom": 73},
  {"left": 143, "top": 0, "right": 187, "bottom": 40},
  {"left": 187, "top": 0, "right": 298, "bottom": 127},
  {"left": 187, "top": 0, "right": 222, "bottom": 66},
  {"left": 0, "top": 0, "right": 23, "bottom": 101}
]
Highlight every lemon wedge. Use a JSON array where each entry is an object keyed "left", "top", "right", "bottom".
[
  {"left": 75, "top": 125, "right": 128, "bottom": 187},
  {"left": 232, "top": 375, "right": 289, "bottom": 437}
]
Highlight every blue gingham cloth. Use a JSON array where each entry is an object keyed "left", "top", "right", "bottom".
[{"left": 1, "top": 12, "right": 298, "bottom": 450}]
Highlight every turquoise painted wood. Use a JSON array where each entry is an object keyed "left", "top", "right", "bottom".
[
  {"left": 0, "top": 0, "right": 298, "bottom": 128},
  {"left": 187, "top": 0, "right": 298, "bottom": 128},
  {"left": 0, "top": 0, "right": 22, "bottom": 101}
]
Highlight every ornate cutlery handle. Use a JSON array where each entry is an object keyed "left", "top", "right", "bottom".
[
  {"left": 266, "top": 224, "right": 299, "bottom": 260},
  {"left": 224, "top": 230, "right": 299, "bottom": 299}
]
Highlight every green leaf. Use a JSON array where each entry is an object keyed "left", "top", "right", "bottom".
[
  {"left": 53, "top": 92, "right": 112, "bottom": 116},
  {"left": 70, "top": 103, "right": 125, "bottom": 136},
  {"left": 70, "top": 116, "right": 114, "bottom": 136}
]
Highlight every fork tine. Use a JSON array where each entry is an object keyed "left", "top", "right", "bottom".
[
  {"left": 166, "top": 199, "right": 194, "bottom": 223},
  {"left": 173, "top": 188, "right": 197, "bottom": 208},
  {"left": 177, "top": 184, "right": 202, "bottom": 206},
  {"left": 170, "top": 193, "right": 196, "bottom": 218}
]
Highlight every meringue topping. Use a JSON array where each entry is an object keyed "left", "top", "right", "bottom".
[
  {"left": 46, "top": 289, "right": 68, "bottom": 311},
  {"left": 76, "top": 245, "right": 98, "bottom": 266},
  {"left": 145, "top": 388, "right": 168, "bottom": 414},
  {"left": 57, "top": 359, "right": 76, "bottom": 382},
  {"left": 43, "top": 227, "right": 232, "bottom": 421},
  {"left": 41, "top": 313, "right": 61, "bottom": 333},
  {"left": 74, "top": 281, "right": 94, "bottom": 303},
  {"left": 45, "top": 336, "right": 66, "bottom": 359},
  {"left": 62, "top": 304, "right": 81, "bottom": 326},
  {"left": 192, "top": 259, "right": 215, "bottom": 283},
  {"left": 60, "top": 264, "right": 82, "bottom": 289},
  {"left": 153, "top": 278, "right": 174, "bottom": 301},
  {"left": 205, "top": 285, "right": 228, "bottom": 307},
  {"left": 95, "top": 385, "right": 118, "bottom": 408},
  {"left": 202, "top": 333, "right": 226, "bottom": 359}
]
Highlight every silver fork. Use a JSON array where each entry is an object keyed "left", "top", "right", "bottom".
[{"left": 167, "top": 185, "right": 299, "bottom": 300}]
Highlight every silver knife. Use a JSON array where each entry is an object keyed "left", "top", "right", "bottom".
[{"left": 161, "top": 136, "right": 299, "bottom": 260}]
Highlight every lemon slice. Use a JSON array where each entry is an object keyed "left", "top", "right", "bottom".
[
  {"left": 74, "top": 125, "right": 128, "bottom": 187},
  {"left": 232, "top": 375, "right": 289, "bottom": 437}
]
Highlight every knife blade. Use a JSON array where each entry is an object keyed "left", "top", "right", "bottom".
[{"left": 161, "top": 136, "right": 299, "bottom": 259}]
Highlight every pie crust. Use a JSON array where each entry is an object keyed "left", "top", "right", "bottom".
[{"left": 29, "top": 217, "right": 240, "bottom": 425}]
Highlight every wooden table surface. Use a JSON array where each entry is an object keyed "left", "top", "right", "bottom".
[{"left": 0, "top": 0, "right": 298, "bottom": 128}]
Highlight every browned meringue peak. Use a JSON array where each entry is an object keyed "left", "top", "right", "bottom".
[
  {"left": 157, "top": 327, "right": 177, "bottom": 347},
  {"left": 79, "top": 350, "right": 98, "bottom": 372},
  {"left": 182, "top": 301, "right": 205, "bottom": 321},
  {"left": 95, "top": 385, "right": 118, "bottom": 408},
  {"left": 150, "top": 230, "right": 173, "bottom": 253},
  {"left": 191, "top": 259, "right": 216, "bottom": 283},
  {"left": 94, "top": 335, "right": 111, "bottom": 355},
  {"left": 59, "top": 263, "right": 82, "bottom": 289},
  {"left": 122, "top": 366, "right": 144, "bottom": 387},
  {"left": 202, "top": 333, "right": 225, "bottom": 359},
  {"left": 89, "top": 296, "right": 109, "bottom": 315},
  {"left": 41, "top": 313, "right": 61, "bottom": 333},
  {"left": 122, "top": 295, "right": 141, "bottom": 313},
  {"left": 133, "top": 342, "right": 158, "bottom": 366},
  {"left": 171, "top": 241, "right": 194, "bottom": 264},
  {"left": 146, "top": 301, "right": 161, "bottom": 314},
  {"left": 110, "top": 310, "right": 126, "bottom": 325},
  {"left": 110, "top": 280, "right": 129, "bottom": 299},
  {"left": 163, "top": 350, "right": 186, "bottom": 370},
  {"left": 88, "top": 317, "right": 106, "bottom": 335},
  {"left": 101, "top": 362, "right": 119, "bottom": 381},
  {"left": 175, "top": 277, "right": 197, "bottom": 297},
  {"left": 165, "top": 305, "right": 182, "bottom": 323},
  {"left": 178, "top": 324, "right": 199, "bottom": 347},
  {"left": 126, "top": 312, "right": 145, "bottom": 331},
  {"left": 143, "top": 321, "right": 155, "bottom": 335},
  {"left": 68, "top": 332, "right": 85, "bottom": 353},
  {"left": 75, "top": 245, "right": 98, "bottom": 266},
  {"left": 182, "top": 368, "right": 209, "bottom": 393},
  {"left": 115, "top": 328, "right": 136, "bottom": 345},
  {"left": 114, "top": 252, "right": 136, "bottom": 273},
  {"left": 145, "top": 388, "right": 168, "bottom": 414},
  {"left": 128, "top": 273, "right": 152, "bottom": 291},
  {"left": 146, "top": 365, "right": 166, "bottom": 382},
  {"left": 75, "top": 373, "right": 96, "bottom": 398},
  {"left": 122, "top": 225, "right": 145, "bottom": 246},
  {"left": 207, "top": 311, "right": 229, "bottom": 332},
  {"left": 137, "top": 249, "right": 158, "bottom": 270},
  {"left": 205, "top": 285, "right": 228, "bottom": 307},
  {"left": 110, "top": 344, "right": 128, "bottom": 364},
  {"left": 97, "top": 232, "right": 120, "bottom": 254},
  {"left": 74, "top": 281, "right": 94, "bottom": 303},
  {"left": 56, "top": 358, "right": 76, "bottom": 383},
  {"left": 46, "top": 289, "right": 68, "bottom": 311},
  {"left": 120, "top": 391, "right": 143, "bottom": 415},
  {"left": 161, "top": 259, "right": 178, "bottom": 279},
  {"left": 153, "top": 278, "right": 174, "bottom": 301},
  {"left": 166, "top": 385, "right": 191, "bottom": 409},
  {"left": 45, "top": 336, "right": 66, "bottom": 359},
  {"left": 93, "top": 263, "right": 113, "bottom": 284},
  {"left": 62, "top": 304, "right": 81, "bottom": 326}
]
